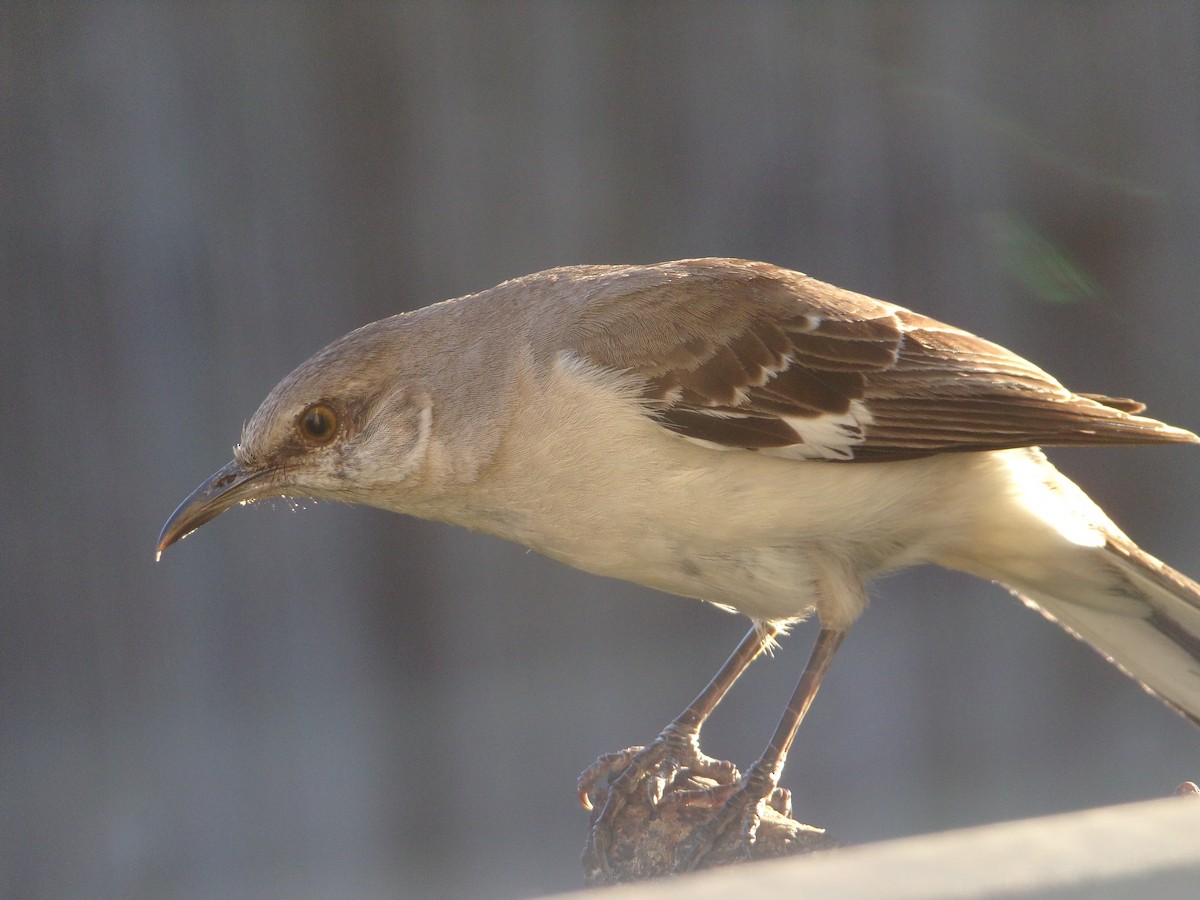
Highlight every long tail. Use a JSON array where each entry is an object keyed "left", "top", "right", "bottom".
[
  {"left": 935, "top": 448, "right": 1200, "bottom": 724},
  {"left": 1009, "top": 538, "right": 1200, "bottom": 725}
]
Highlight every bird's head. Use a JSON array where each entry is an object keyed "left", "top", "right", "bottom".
[{"left": 157, "top": 317, "right": 437, "bottom": 558}]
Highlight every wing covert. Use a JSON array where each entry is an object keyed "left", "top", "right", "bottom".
[{"left": 562, "top": 259, "right": 1194, "bottom": 461}]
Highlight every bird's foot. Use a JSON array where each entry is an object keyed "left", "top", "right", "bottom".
[
  {"left": 670, "top": 762, "right": 790, "bottom": 873},
  {"left": 578, "top": 724, "right": 739, "bottom": 882},
  {"left": 578, "top": 742, "right": 830, "bottom": 884}
]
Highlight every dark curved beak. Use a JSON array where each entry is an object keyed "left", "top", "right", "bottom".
[{"left": 156, "top": 459, "right": 274, "bottom": 559}]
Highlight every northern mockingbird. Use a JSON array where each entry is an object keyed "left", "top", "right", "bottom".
[{"left": 159, "top": 258, "right": 1200, "bottom": 875}]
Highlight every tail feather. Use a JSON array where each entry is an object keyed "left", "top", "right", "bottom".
[{"left": 1011, "top": 539, "right": 1200, "bottom": 726}]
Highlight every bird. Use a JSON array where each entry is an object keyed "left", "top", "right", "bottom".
[{"left": 158, "top": 258, "right": 1200, "bottom": 876}]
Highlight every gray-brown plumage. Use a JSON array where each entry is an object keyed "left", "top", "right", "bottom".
[{"left": 158, "top": 258, "right": 1200, "bottom": 878}]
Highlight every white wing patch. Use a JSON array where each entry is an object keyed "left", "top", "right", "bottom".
[
  {"left": 670, "top": 399, "right": 875, "bottom": 461},
  {"left": 768, "top": 400, "right": 874, "bottom": 460}
]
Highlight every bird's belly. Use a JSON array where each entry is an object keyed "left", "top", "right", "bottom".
[
  {"left": 444, "top": 385, "right": 1000, "bottom": 624},
  {"left": 497, "top": 503, "right": 858, "bottom": 624},
  {"left": 604, "top": 541, "right": 827, "bottom": 623}
]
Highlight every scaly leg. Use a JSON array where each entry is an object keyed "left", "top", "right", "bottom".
[
  {"left": 579, "top": 624, "right": 778, "bottom": 880},
  {"left": 673, "top": 626, "right": 846, "bottom": 872}
]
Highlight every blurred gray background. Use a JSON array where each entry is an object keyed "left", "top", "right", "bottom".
[{"left": 4, "top": 3, "right": 1200, "bottom": 898}]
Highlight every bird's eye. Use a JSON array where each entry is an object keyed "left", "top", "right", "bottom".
[{"left": 297, "top": 403, "right": 339, "bottom": 445}]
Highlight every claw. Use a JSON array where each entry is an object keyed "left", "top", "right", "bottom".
[
  {"left": 577, "top": 746, "right": 645, "bottom": 811},
  {"left": 767, "top": 786, "right": 792, "bottom": 818}
]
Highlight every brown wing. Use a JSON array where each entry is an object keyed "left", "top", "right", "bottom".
[{"left": 566, "top": 259, "right": 1196, "bottom": 462}]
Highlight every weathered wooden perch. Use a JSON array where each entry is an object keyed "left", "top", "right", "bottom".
[
  {"left": 553, "top": 792, "right": 1200, "bottom": 899},
  {"left": 578, "top": 760, "right": 1200, "bottom": 888}
]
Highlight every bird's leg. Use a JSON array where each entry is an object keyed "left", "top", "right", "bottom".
[
  {"left": 673, "top": 626, "right": 846, "bottom": 872},
  {"left": 579, "top": 624, "right": 777, "bottom": 879}
]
